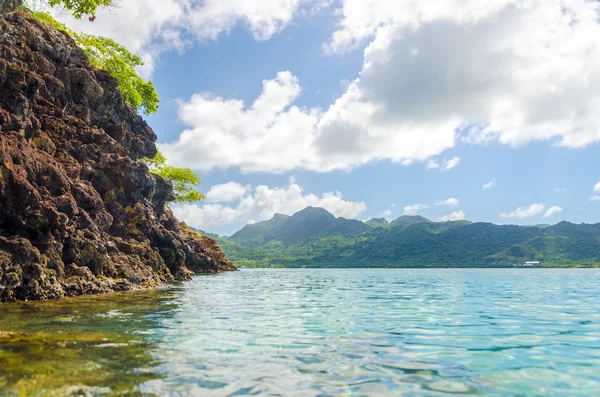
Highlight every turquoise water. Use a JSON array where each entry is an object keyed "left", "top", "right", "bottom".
[{"left": 1, "top": 269, "right": 600, "bottom": 396}]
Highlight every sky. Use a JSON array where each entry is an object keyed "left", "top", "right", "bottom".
[{"left": 58, "top": 0, "right": 600, "bottom": 235}]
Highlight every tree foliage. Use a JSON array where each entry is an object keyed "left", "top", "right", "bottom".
[
  {"left": 142, "top": 149, "right": 205, "bottom": 205},
  {"left": 27, "top": 9, "right": 159, "bottom": 115},
  {"left": 77, "top": 33, "right": 159, "bottom": 114},
  {"left": 48, "top": 0, "right": 112, "bottom": 18}
]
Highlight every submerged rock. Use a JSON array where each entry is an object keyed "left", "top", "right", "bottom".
[{"left": 0, "top": 10, "right": 236, "bottom": 302}]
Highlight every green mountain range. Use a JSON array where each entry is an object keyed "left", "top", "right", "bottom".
[{"left": 201, "top": 207, "right": 600, "bottom": 268}]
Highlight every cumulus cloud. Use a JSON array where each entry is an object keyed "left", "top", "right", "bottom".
[
  {"left": 435, "top": 198, "right": 459, "bottom": 207},
  {"left": 173, "top": 181, "right": 366, "bottom": 230},
  {"left": 205, "top": 182, "right": 248, "bottom": 203},
  {"left": 483, "top": 180, "right": 497, "bottom": 190},
  {"left": 161, "top": 68, "right": 460, "bottom": 172},
  {"left": 403, "top": 203, "right": 428, "bottom": 216},
  {"left": 162, "top": 0, "right": 600, "bottom": 172},
  {"left": 595, "top": 182, "right": 600, "bottom": 192},
  {"left": 554, "top": 188, "right": 567, "bottom": 193},
  {"left": 61, "top": 0, "right": 600, "bottom": 174},
  {"left": 324, "top": 0, "right": 600, "bottom": 149},
  {"left": 437, "top": 210, "right": 466, "bottom": 222},
  {"left": 161, "top": 72, "right": 323, "bottom": 173},
  {"left": 589, "top": 196, "right": 600, "bottom": 202},
  {"left": 164, "top": 0, "right": 600, "bottom": 174},
  {"left": 543, "top": 206, "right": 563, "bottom": 219},
  {"left": 57, "top": 0, "right": 303, "bottom": 75},
  {"left": 500, "top": 204, "right": 545, "bottom": 219}
]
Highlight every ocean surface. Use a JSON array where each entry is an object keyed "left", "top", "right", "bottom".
[{"left": 1, "top": 268, "right": 600, "bottom": 396}]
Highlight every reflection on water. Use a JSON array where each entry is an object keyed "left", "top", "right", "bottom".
[
  {"left": 0, "top": 286, "right": 182, "bottom": 396},
  {"left": 1, "top": 269, "right": 600, "bottom": 396}
]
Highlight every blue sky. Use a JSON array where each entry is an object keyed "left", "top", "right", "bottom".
[{"left": 61, "top": 0, "right": 600, "bottom": 235}]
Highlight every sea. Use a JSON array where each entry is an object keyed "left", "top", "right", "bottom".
[{"left": 1, "top": 268, "right": 599, "bottom": 396}]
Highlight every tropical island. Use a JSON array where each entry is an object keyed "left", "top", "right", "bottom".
[
  {"left": 2, "top": 0, "right": 600, "bottom": 395},
  {"left": 205, "top": 207, "right": 600, "bottom": 268}
]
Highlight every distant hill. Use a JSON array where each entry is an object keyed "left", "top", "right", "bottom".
[
  {"left": 230, "top": 207, "right": 369, "bottom": 247},
  {"left": 229, "top": 213, "right": 290, "bottom": 247},
  {"left": 390, "top": 215, "right": 432, "bottom": 227},
  {"left": 205, "top": 207, "right": 600, "bottom": 268},
  {"left": 365, "top": 218, "right": 391, "bottom": 229}
]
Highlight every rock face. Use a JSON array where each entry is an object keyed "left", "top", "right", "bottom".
[
  {"left": 0, "top": 0, "right": 21, "bottom": 15},
  {"left": 0, "top": 10, "right": 235, "bottom": 302}
]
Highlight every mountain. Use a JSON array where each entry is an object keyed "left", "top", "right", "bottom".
[
  {"left": 229, "top": 213, "right": 290, "bottom": 247},
  {"left": 365, "top": 218, "right": 391, "bottom": 229},
  {"left": 230, "top": 207, "right": 369, "bottom": 247},
  {"left": 211, "top": 208, "right": 600, "bottom": 268},
  {"left": 390, "top": 215, "right": 432, "bottom": 227}
]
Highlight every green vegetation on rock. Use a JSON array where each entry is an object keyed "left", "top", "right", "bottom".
[
  {"left": 142, "top": 149, "right": 205, "bottom": 205},
  {"left": 26, "top": 8, "right": 159, "bottom": 115},
  {"left": 26, "top": 9, "right": 204, "bottom": 205}
]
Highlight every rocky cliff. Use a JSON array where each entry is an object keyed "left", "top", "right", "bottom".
[{"left": 0, "top": 7, "right": 235, "bottom": 302}]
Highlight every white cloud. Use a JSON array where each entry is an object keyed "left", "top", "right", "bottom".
[
  {"left": 161, "top": 72, "right": 324, "bottom": 173},
  {"left": 164, "top": 1, "right": 600, "bottom": 174},
  {"left": 403, "top": 203, "right": 428, "bottom": 216},
  {"left": 460, "top": 125, "right": 499, "bottom": 145},
  {"left": 425, "top": 160, "right": 439, "bottom": 169},
  {"left": 442, "top": 157, "right": 461, "bottom": 171},
  {"left": 426, "top": 157, "right": 460, "bottom": 171},
  {"left": 161, "top": 69, "right": 459, "bottom": 173},
  {"left": 67, "top": 0, "right": 600, "bottom": 174},
  {"left": 56, "top": 0, "right": 303, "bottom": 75},
  {"left": 324, "top": 0, "right": 600, "bottom": 150},
  {"left": 435, "top": 198, "right": 459, "bottom": 207},
  {"left": 205, "top": 182, "right": 248, "bottom": 203},
  {"left": 543, "top": 206, "right": 563, "bottom": 218},
  {"left": 379, "top": 203, "right": 396, "bottom": 219},
  {"left": 595, "top": 182, "right": 600, "bottom": 192},
  {"left": 483, "top": 180, "right": 497, "bottom": 190},
  {"left": 554, "top": 188, "right": 567, "bottom": 193},
  {"left": 173, "top": 181, "right": 366, "bottom": 230},
  {"left": 589, "top": 196, "right": 600, "bottom": 202},
  {"left": 500, "top": 203, "right": 545, "bottom": 219},
  {"left": 437, "top": 210, "right": 466, "bottom": 222}
]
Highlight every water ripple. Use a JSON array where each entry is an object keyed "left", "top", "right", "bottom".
[{"left": 1, "top": 269, "right": 600, "bottom": 396}]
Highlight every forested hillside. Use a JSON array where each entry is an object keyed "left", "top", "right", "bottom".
[{"left": 204, "top": 207, "right": 600, "bottom": 268}]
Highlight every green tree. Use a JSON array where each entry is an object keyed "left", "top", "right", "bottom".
[
  {"left": 48, "top": 0, "right": 112, "bottom": 18},
  {"left": 76, "top": 33, "right": 159, "bottom": 114},
  {"left": 26, "top": 10, "right": 159, "bottom": 115},
  {"left": 142, "top": 149, "right": 205, "bottom": 205}
]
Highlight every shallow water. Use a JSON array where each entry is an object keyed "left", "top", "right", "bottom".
[{"left": 1, "top": 269, "right": 600, "bottom": 396}]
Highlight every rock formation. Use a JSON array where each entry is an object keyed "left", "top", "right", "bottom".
[
  {"left": 0, "top": 0, "right": 21, "bottom": 16},
  {"left": 0, "top": 7, "right": 235, "bottom": 302}
]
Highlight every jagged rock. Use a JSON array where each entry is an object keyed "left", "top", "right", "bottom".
[
  {"left": 0, "top": 0, "right": 21, "bottom": 16},
  {"left": 0, "top": 11, "right": 236, "bottom": 302}
]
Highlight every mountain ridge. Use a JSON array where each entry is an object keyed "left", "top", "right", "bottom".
[{"left": 208, "top": 207, "right": 600, "bottom": 268}]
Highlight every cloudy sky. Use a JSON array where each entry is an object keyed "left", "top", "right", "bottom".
[{"left": 59, "top": 0, "right": 600, "bottom": 235}]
